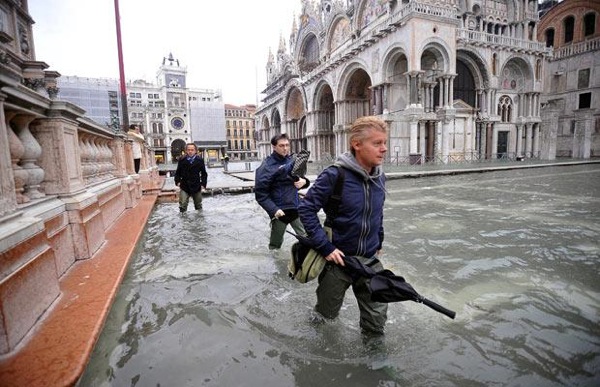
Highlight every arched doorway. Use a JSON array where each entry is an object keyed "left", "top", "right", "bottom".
[
  {"left": 286, "top": 87, "right": 305, "bottom": 154},
  {"left": 313, "top": 83, "right": 335, "bottom": 160},
  {"left": 171, "top": 139, "right": 186, "bottom": 162}
]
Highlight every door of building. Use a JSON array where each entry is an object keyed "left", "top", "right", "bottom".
[{"left": 497, "top": 131, "right": 508, "bottom": 159}]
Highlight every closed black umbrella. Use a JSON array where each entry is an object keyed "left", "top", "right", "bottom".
[
  {"left": 343, "top": 256, "right": 456, "bottom": 319},
  {"left": 291, "top": 149, "right": 310, "bottom": 180}
]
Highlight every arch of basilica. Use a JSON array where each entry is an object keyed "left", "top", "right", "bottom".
[{"left": 255, "top": 0, "right": 549, "bottom": 164}]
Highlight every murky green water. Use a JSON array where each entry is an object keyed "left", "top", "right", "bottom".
[{"left": 79, "top": 164, "right": 600, "bottom": 387}]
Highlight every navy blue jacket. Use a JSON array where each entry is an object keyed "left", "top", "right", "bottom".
[
  {"left": 174, "top": 155, "right": 207, "bottom": 195},
  {"left": 255, "top": 152, "right": 308, "bottom": 218},
  {"left": 298, "top": 154, "right": 385, "bottom": 259}
]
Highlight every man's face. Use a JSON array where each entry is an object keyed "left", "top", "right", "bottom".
[
  {"left": 185, "top": 146, "right": 197, "bottom": 157},
  {"left": 353, "top": 129, "right": 387, "bottom": 171},
  {"left": 273, "top": 139, "right": 290, "bottom": 157}
]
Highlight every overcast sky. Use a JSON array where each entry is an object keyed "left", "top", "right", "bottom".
[{"left": 30, "top": 0, "right": 301, "bottom": 106}]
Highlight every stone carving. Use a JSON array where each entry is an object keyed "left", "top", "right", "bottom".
[
  {"left": 23, "top": 78, "right": 45, "bottom": 91},
  {"left": 18, "top": 24, "right": 30, "bottom": 55}
]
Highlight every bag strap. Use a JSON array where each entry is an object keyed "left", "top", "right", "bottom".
[{"left": 324, "top": 166, "right": 344, "bottom": 227}]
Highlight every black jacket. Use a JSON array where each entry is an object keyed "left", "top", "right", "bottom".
[
  {"left": 255, "top": 152, "right": 309, "bottom": 219},
  {"left": 174, "top": 155, "right": 208, "bottom": 195}
]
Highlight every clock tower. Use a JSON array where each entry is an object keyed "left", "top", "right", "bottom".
[{"left": 157, "top": 53, "right": 189, "bottom": 160}]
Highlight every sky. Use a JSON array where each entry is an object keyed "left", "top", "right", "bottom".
[{"left": 29, "top": 0, "right": 301, "bottom": 106}]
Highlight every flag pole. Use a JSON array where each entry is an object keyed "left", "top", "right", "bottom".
[{"left": 114, "top": 0, "right": 129, "bottom": 132}]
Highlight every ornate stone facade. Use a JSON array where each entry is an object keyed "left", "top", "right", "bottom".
[
  {"left": 538, "top": 0, "right": 600, "bottom": 159},
  {"left": 256, "top": 0, "right": 552, "bottom": 164}
]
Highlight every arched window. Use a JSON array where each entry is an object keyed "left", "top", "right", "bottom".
[
  {"left": 564, "top": 16, "right": 575, "bottom": 43},
  {"left": 584, "top": 13, "right": 596, "bottom": 37},
  {"left": 545, "top": 28, "right": 555, "bottom": 47},
  {"left": 497, "top": 95, "right": 512, "bottom": 123}
]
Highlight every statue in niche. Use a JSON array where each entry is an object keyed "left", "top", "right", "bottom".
[{"left": 18, "top": 24, "right": 30, "bottom": 55}]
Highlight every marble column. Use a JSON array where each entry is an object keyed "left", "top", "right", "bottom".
[{"left": 0, "top": 94, "right": 18, "bottom": 218}]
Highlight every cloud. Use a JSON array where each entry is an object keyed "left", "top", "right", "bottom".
[{"left": 30, "top": 0, "right": 300, "bottom": 105}]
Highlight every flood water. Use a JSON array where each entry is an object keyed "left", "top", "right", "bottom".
[{"left": 79, "top": 164, "right": 600, "bottom": 387}]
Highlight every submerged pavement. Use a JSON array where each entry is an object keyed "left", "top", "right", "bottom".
[{"left": 1, "top": 159, "right": 598, "bottom": 386}]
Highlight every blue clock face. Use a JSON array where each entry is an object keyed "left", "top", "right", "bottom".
[{"left": 171, "top": 117, "right": 184, "bottom": 129}]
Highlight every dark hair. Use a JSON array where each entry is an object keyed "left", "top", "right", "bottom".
[
  {"left": 185, "top": 143, "right": 197, "bottom": 150},
  {"left": 129, "top": 124, "right": 137, "bottom": 130},
  {"left": 270, "top": 133, "right": 289, "bottom": 146}
]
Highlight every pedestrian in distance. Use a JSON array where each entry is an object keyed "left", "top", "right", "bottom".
[
  {"left": 255, "top": 133, "right": 310, "bottom": 250},
  {"left": 174, "top": 143, "right": 208, "bottom": 213},
  {"left": 298, "top": 116, "right": 389, "bottom": 337},
  {"left": 128, "top": 124, "right": 144, "bottom": 173}
]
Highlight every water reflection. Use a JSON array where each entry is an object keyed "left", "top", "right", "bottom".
[{"left": 80, "top": 165, "right": 600, "bottom": 387}]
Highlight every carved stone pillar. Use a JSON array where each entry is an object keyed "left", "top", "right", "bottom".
[
  {"left": 409, "top": 120, "right": 418, "bottom": 154},
  {"left": 516, "top": 124, "right": 523, "bottom": 157},
  {"left": 29, "top": 116, "right": 85, "bottom": 196},
  {"left": 7, "top": 111, "right": 28, "bottom": 204},
  {"left": 406, "top": 71, "right": 420, "bottom": 106},
  {"left": 533, "top": 123, "right": 540, "bottom": 158},
  {"left": 13, "top": 114, "right": 45, "bottom": 200},
  {"left": 0, "top": 95, "right": 18, "bottom": 217},
  {"left": 525, "top": 123, "right": 533, "bottom": 158}
]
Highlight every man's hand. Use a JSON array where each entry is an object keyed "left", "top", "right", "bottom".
[
  {"left": 325, "top": 248, "right": 345, "bottom": 267},
  {"left": 274, "top": 209, "right": 285, "bottom": 218},
  {"left": 294, "top": 178, "right": 306, "bottom": 189}
]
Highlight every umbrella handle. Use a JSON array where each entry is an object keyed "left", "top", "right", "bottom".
[{"left": 419, "top": 297, "right": 456, "bottom": 319}]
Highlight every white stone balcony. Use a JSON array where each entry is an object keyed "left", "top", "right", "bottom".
[
  {"left": 550, "top": 37, "right": 600, "bottom": 60},
  {"left": 456, "top": 28, "right": 550, "bottom": 55}
]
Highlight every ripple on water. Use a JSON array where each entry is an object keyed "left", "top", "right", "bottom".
[{"left": 80, "top": 167, "right": 600, "bottom": 387}]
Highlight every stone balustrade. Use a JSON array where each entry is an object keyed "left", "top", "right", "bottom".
[
  {"left": 456, "top": 28, "right": 550, "bottom": 54},
  {"left": 0, "top": 77, "right": 160, "bottom": 355},
  {"left": 550, "top": 36, "right": 600, "bottom": 60}
]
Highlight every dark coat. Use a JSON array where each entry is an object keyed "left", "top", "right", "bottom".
[
  {"left": 174, "top": 155, "right": 207, "bottom": 195},
  {"left": 255, "top": 152, "right": 309, "bottom": 219},
  {"left": 298, "top": 164, "right": 385, "bottom": 259}
]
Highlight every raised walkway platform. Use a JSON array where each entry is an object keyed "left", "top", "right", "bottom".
[{"left": 0, "top": 159, "right": 598, "bottom": 386}]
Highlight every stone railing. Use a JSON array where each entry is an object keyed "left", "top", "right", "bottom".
[
  {"left": 456, "top": 28, "right": 549, "bottom": 54},
  {"left": 550, "top": 37, "right": 600, "bottom": 60},
  {"left": 395, "top": 0, "right": 457, "bottom": 20},
  {"left": 0, "top": 80, "right": 158, "bottom": 355}
]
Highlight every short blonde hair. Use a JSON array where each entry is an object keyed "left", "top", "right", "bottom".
[{"left": 348, "top": 116, "right": 388, "bottom": 154}]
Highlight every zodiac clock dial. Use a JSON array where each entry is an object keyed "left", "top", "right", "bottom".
[{"left": 171, "top": 117, "right": 184, "bottom": 130}]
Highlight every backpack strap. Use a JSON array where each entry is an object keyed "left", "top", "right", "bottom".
[{"left": 324, "top": 166, "right": 345, "bottom": 227}]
